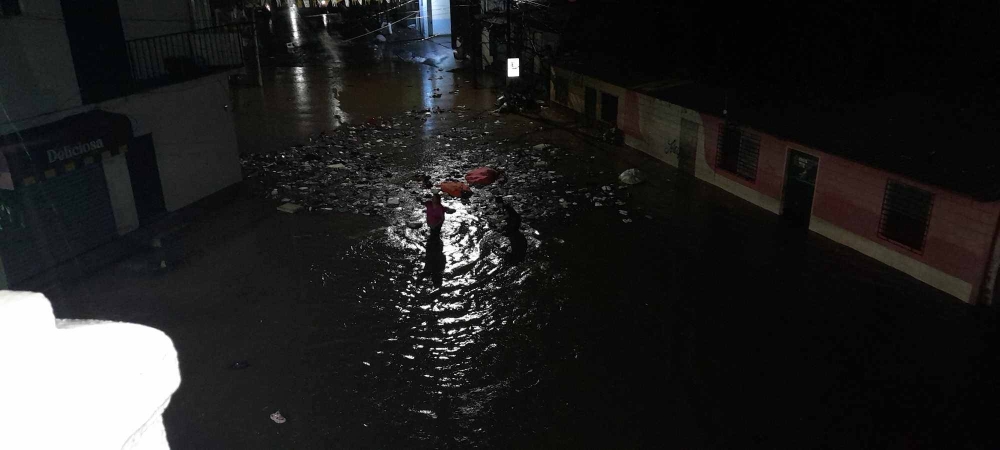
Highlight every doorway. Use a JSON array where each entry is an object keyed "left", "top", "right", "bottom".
[
  {"left": 584, "top": 87, "right": 596, "bottom": 122},
  {"left": 678, "top": 119, "right": 699, "bottom": 176},
  {"left": 600, "top": 92, "right": 618, "bottom": 124},
  {"left": 126, "top": 134, "right": 166, "bottom": 225},
  {"left": 782, "top": 150, "right": 819, "bottom": 227}
]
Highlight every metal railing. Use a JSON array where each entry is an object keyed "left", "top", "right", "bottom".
[{"left": 126, "top": 23, "right": 252, "bottom": 89}]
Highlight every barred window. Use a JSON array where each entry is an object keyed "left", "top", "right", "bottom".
[
  {"left": 554, "top": 77, "right": 568, "bottom": 105},
  {"left": 878, "top": 181, "right": 933, "bottom": 252},
  {"left": 716, "top": 123, "right": 760, "bottom": 181}
]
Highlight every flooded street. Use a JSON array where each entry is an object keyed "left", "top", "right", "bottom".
[
  {"left": 234, "top": 6, "right": 490, "bottom": 154},
  {"left": 43, "top": 7, "right": 1000, "bottom": 449}
]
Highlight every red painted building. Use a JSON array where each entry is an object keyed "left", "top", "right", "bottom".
[{"left": 551, "top": 65, "right": 1000, "bottom": 304}]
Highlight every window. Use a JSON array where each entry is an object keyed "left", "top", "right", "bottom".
[
  {"left": 0, "top": 0, "right": 21, "bottom": 16},
  {"left": 601, "top": 92, "right": 618, "bottom": 123},
  {"left": 554, "top": 76, "right": 568, "bottom": 105},
  {"left": 878, "top": 181, "right": 933, "bottom": 252},
  {"left": 716, "top": 123, "right": 760, "bottom": 181}
]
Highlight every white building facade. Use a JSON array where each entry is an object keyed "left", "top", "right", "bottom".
[{"left": 0, "top": 0, "right": 244, "bottom": 288}]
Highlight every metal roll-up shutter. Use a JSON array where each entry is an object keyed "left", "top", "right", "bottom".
[{"left": 0, "top": 163, "right": 117, "bottom": 285}]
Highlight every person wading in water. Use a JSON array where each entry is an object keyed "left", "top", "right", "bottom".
[
  {"left": 423, "top": 193, "right": 455, "bottom": 237},
  {"left": 420, "top": 194, "right": 455, "bottom": 287}
]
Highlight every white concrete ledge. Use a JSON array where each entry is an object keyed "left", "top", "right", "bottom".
[
  {"left": 706, "top": 172, "right": 782, "bottom": 214},
  {"left": 0, "top": 290, "right": 181, "bottom": 449},
  {"left": 810, "top": 217, "right": 973, "bottom": 301}
]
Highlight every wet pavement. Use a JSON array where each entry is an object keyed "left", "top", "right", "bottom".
[
  {"left": 234, "top": 6, "right": 484, "bottom": 155},
  {"left": 41, "top": 7, "right": 1000, "bottom": 450}
]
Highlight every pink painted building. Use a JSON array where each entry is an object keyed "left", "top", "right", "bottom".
[{"left": 551, "top": 65, "right": 1000, "bottom": 304}]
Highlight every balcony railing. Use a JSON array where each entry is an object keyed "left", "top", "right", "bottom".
[{"left": 126, "top": 23, "right": 252, "bottom": 90}]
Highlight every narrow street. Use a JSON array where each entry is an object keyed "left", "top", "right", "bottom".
[{"left": 41, "top": 7, "right": 1000, "bottom": 449}]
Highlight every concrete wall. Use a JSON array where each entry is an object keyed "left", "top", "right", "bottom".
[
  {"left": 417, "top": 0, "right": 451, "bottom": 36},
  {"left": 699, "top": 114, "right": 784, "bottom": 213},
  {"left": 118, "top": 0, "right": 195, "bottom": 40},
  {"left": 101, "top": 73, "right": 242, "bottom": 212},
  {"left": 0, "top": 73, "right": 241, "bottom": 287},
  {"left": 551, "top": 65, "right": 1000, "bottom": 303},
  {"left": 554, "top": 68, "right": 780, "bottom": 213},
  {"left": 418, "top": 0, "right": 429, "bottom": 37},
  {"left": 3, "top": 72, "right": 240, "bottom": 233},
  {"left": 0, "top": 0, "right": 82, "bottom": 125},
  {"left": 0, "top": 2, "right": 237, "bottom": 286},
  {"left": 190, "top": 0, "right": 213, "bottom": 29},
  {"left": 102, "top": 154, "right": 141, "bottom": 235},
  {"left": 810, "top": 153, "right": 1000, "bottom": 301},
  {"left": 429, "top": 0, "right": 451, "bottom": 35}
]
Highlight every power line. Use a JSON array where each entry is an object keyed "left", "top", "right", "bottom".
[
  {"left": 14, "top": 13, "right": 230, "bottom": 24},
  {"left": 341, "top": 12, "right": 422, "bottom": 42}
]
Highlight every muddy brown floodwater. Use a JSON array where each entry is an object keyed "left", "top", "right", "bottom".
[{"left": 42, "top": 6, "right": 1000, "bottom": 450}]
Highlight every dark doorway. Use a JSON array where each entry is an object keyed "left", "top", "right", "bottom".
[
  {"left": 584, "top": 87, "right": 597, "bottom": 121},
  {"left": 126, "top": 134, "right": 166, "bottom": 225},
  {"left": 678, "top": 119, "right": 699, "bottom": 175},
  {"left": 782, "top": 150, "right": 819, "bottom": 227},
  {"left": 60, "top": 0, "right": 131, "bottom": 103},
  {"left": 600, "top": 92, "right": 618, "bottom": 124}
]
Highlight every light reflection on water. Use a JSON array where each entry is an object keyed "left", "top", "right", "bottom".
[
  {"left": 288, "top": 6, "right": 301, "bottom": 44},
  {"left": 302, "top": 195, "right": 545, "bottom": 439}
]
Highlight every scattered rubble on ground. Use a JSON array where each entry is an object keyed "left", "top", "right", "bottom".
[
  {"left": 240, "top": 113, "right": 644, "bottom": 229},
  {"left": 619, "top": 168, "right": 644, "bottom": 185},
  {"left": 604, "top": 126, "right": 624, "bottom": 144},
  {"left": 494, "top": 84, "right": 541, "bottom": 114},
  {"left": 277, "top": 203, "right": 303, "bottom": 214},
  {"left": 229, "top": 361, "right": 250, "bottom": 370}
]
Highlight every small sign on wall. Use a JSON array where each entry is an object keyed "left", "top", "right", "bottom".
[{"left": 507, "top": 58, "right": 520, "bottom": 78}]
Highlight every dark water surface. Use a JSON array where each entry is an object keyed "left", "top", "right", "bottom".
[{"left": 42, "top": 6, "right": 1000, "bottom": 449}]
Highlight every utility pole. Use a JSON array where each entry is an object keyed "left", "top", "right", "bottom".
[
  {"left": 470, "top": 0, "right": 478, "bottom": 89},
  {"left": 252, "top": 9, "right": 263, "bottom": 86},
  {"left": 505, "top": 0, "right": 512, "bottom": 88},
  {"left": 506, "top": 0, "right": 512, "bottom": 59}
]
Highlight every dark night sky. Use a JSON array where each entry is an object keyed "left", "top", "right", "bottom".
[
  {"left": 549, "top": 0, "right": 999, "bottom": 196},
  {"left": 560, "top": 0, "right": 999, "bottom": 100}
]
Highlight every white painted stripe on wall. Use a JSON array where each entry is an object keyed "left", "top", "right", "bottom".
[
  {"left": 102, "top": 154, "right": 140, "bottom": 236},
  {"left": 810, "top": 216, "right": 973, "bottom": 301},
  {"left": 554, "top": 64, "right": 978, "bottom": 302},
  {"left": 704, "top": 172, "right": 782, "bottom": 214}
]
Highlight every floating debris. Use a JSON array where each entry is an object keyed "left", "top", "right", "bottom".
[
  {"left": 277, "top": 203, "right": 303, "bottom": 214},
  {"left": 619, "top": 169, "right": 644, "bottom": 185}
]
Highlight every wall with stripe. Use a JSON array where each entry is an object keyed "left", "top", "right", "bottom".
[{"left": 550, "top": 65, "right": 1000, "bottom": 303}]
